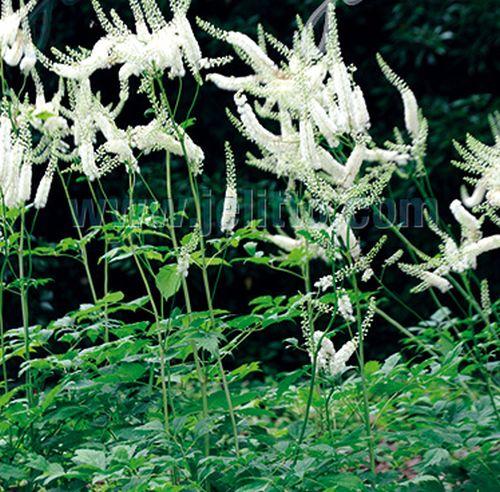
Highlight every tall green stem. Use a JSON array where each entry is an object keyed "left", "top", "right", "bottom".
[
  {"left": 155, "top": 73, "right": 239, "bottom": 456},
  {"left": 186, "top": 168, "right": 240, "bottom": 457},
  {"left": 351, "top": 273, "right": 376, "bottom": 475},
  {"left": 0, "top": 209, "right": 9, "bottom": 393},
  {"left": 293, "top": 257, "right": 316, "bottom": 464},
  {"left": 131, "top": 245, "right": 171, "bottom": 434},
  {"left": 18, "top": 209, "right": 33, "bottom": 407},
  {"left": 87, "top": 181, "right": 110, "bottom": 342},
  {"left": 165, "top": 152, "right": 210, "bottom": 458},
  {"left": 0, "top": 260, "right": 8, "bottom": 394},
  {"left": 127, "top": 173, "right": 171, "bottom": 435}
]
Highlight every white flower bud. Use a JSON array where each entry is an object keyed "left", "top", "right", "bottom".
[
  {"left": 402, "top": 89, "right": 419, "bottom": 138},
  {"left": 421, "top": 271, "right": 451, "bottom": 293},
  {"left": 34, "top": 174, "right": 53, "bottom": 209},
  {"left": 79, "top": 142, "right": 99, "bottom": 181},
  {"left": 221, "top": 187, "right": 238, "bottom": 233},
  {"left": 17, "top": 163, "right": 32, "bottom": 203},
  {"left": 450, "top": 199, "right": 482, "bottom": 242}
]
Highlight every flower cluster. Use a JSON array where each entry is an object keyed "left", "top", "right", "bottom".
[
  {"left": 176, "top": 225, "right": 201, "bottom": 278},
  {"left": 0, "top": 0, "right": 37, "bottom": 73},
  {"left": 313, "top": 331, "right": 359, "bottom": 377},
  {"left": 202, "top": 3, "right": 425, "bottom": 263},
  {"left": 0, "top": 72, "right": 71, "bottom": 210},
  {"left": 220, "top": 142, "right": 238, "bottom": 233},
  {"left": 0, "top": 111, "right": 31, "bottom": 208},
  {"left": 310, "top": 297, "right": 375, "bottom": 378},
  {"left": 53, "top": 0, "right": 206, "bottom": 82},
  {"left": 1, "top": 0, "right": 210, "bottom": 210},
  {"left": 400, "top": 118, "right": 500, "bottom": 293},
  {"left": 453, "top": 112, "right": 500, "bottom": 211}
]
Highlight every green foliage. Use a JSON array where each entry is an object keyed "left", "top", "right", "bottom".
[
  {"left": 0, "top": 299, "right": 498, "bottom": 490},
  {"left": 0, "top": 1, "right": 498, "bottom": 491}
]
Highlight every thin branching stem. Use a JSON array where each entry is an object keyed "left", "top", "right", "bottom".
[{"left": 58, "top": 171, "right": 98, "bottom": 304}]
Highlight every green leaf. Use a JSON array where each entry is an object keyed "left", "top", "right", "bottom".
[
  {"left": 42, "top": 463, "right": 66, "bottom": 486},
  {"left": 156, "top": 264, "right": 182, "bottom": 301},
  {"left": 0, "top": 463, "right": 27, "bottom": 481},
  {"left": 365, "top": 360, "right": 381, "bottom": 375},
  {"left": 400, "top": 475, "right": 445, "bottom": 491},
  {"left": 322, "top": 473, "right": 367, "bottom": 491},
  {"left": 207, "top": 391, "right": 260, "bottom": 411},
  {"left": 423, "top": 448, "right": 451, "bottom": 469},
  {"left": 100, "top": 291, "right": 125, "bottom": 304},
  {"left": 381, "top": 353, "right": 401, "bottom": 374},
  {"left": 0, "top": 388, "right": 19, "bottom": 408},
  {"left": 72, "top": 449, "right": 106, "bottom": 470},
  {"left": 39, "top": 384, "right": 62, "bottom": 413},
  {"left": 96, "top": 363, "right": 148, "bottom": 384}
]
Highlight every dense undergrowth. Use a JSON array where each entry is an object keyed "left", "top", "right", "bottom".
[{"left": 0, "top": 0, "right": 498, "bottom": 490}]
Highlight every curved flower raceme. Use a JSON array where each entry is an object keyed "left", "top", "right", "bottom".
[
  {"left": 0, "top": 0, "right": 38, "bottom": 73},
  {"left": 131, "top": 118, "right": 204, "bottom": 175},
  {"left": 454, "top": 113, "right": 500, "bottom": 210},
  {"left": 400, "top": 202, "right": 500, "bottom": 293},
  {"left": 313, "top": 331, "right": 359, "bottom": 377},
  {"left": 53, "top": 0, "right": 209, "bottom": 83},
  {"left": 309, "top": 298, "right": 375, "bottom": 378}
]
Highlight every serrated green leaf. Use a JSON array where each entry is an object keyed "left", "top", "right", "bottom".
[{"left": 156, "top": 264, "right": 182, "bottom": 301}]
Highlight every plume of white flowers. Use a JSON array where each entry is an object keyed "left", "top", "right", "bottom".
[
  {"left": 0, "top": 111, "right": 34, "bottom": 209},
  {"left": 52, "top": 0, "right": 211, "bottom": 83},
  {"left": 33, "top": 0, "right": 209, "bottom": 182},
  {"left": 175, "top": 224, "right": 201, "bottom": 278},
  {"left": 401, "top": 115, "right": 500, "bottom": 294},
  {"left": 311, "top": 298, "right": 374, "bottom": 377},
  {"left": 55, "top": 78, "right": 143, "bottom": 179},
  {"left": 202, "top": 3, "right": 423, "bottom": 193},
  {"left": 33, "top": 171, "right": 53, "bottom": 209},
  {"left": 265, "top": 233, "right": 304, "bottom": 253},
  {"left": 338, "top": 293, "right": 355, "bottom": 323},
  {"left": 0, "top": 63, "right": 76, "bottom": 209},
  {"left": 449, "top": 199, "right": 482, "bottom": 242},
  {"left": 453, "top": 113, "right": 500, "bottom": 210},
  {"left": 0, "top": 1, "right": 38, "bottom": 73},
  {"left": 376, "top": 54, "right": 421, "bottom": 139},
  {"left": 263, "top": 216, "right": 334, "bottom": 263},
  {"left": 315, "top": 274, "right": 334, "bottom": 292},
  {"left": 400, "top": 206, "right": 499, "bottom": 293},
  {"left": 131, "top": 117, "right": 204, "bottom": 174},
  {"left": 221, "top": 142, "right": 238, "bottom": 233}
]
